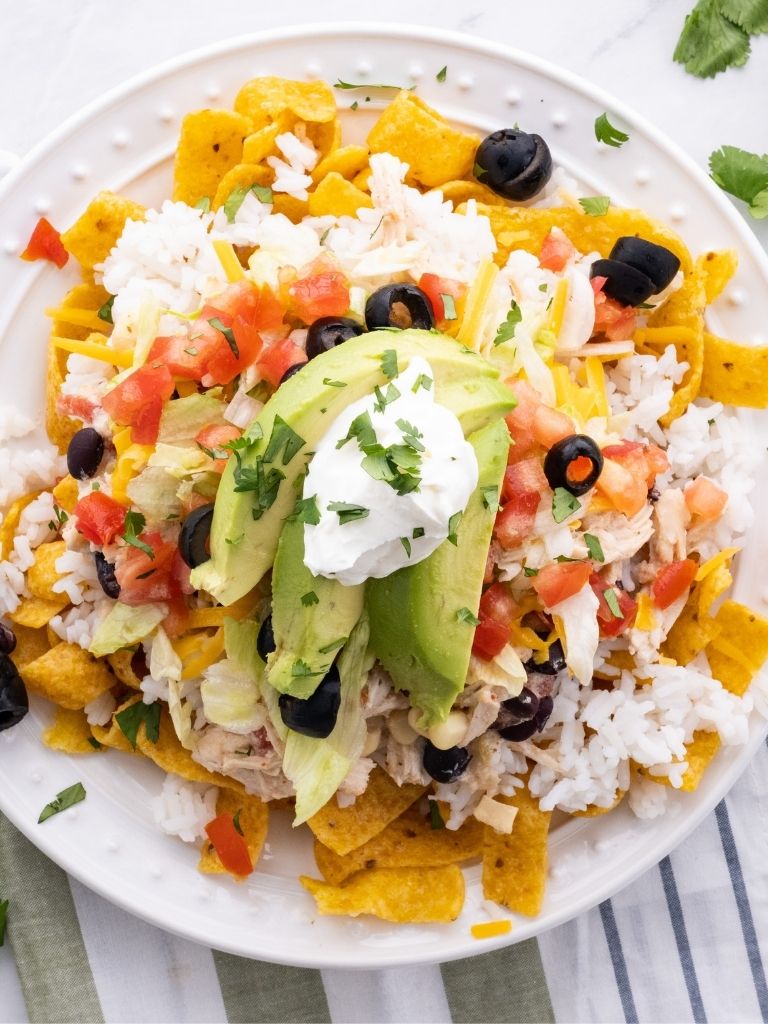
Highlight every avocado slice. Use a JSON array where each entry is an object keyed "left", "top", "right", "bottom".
[
  {"left": 267, "top": 516, "right": 364, "bottom": 698},
  {"left": 366, "top": 417, "right": 510, "bottom": 727},
  {"left": 190, "top": 328, "right": 515, "bottom": 604}
]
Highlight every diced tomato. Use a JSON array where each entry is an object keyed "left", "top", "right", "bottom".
[
  {"left": 501, "top": 457, "right": 548, "bottom": 504},
  {"left": 602, "top": 441, "right": 669, "bottom": 487},
  {"left": 592, "top": 277, "right": 636, "bottom": 341},
  {"left": 73, "top": 492, "right": 126, "bottom": 546},
  {"left": 652, "top": 559, "right": 697, "bottom": 610},
  {"left": 162, "top": 592, "right": 191, "bottom": 638},
  {"left": 197, "top": 306, "right": 260, "bottom": 387},
  {"left": 533, "top": 405, "right": 575, "bottom": 448},
  {"left": 532, "top": 562, "right": 591, "bottom": 608},
  {"left": 472, "top": 617, "right": 509, "bottom": 660},
  {"left": 57, "top": 393, "right": 98, "bottom": 423},
  {"left": 20, "top": 217, "right": 68, "bottom": 268},
  {"left": 146, "top": 334, "right": 216, "bottom": 380},
  {"left": 684, "top": 476, "right": 728, "bottom": 522},
  {"left": 539, "top": 230, "right": 575, "bottom": 272},
  {"left": 101, "top": 363, "right": 175, "bottom": 444},
  {"left": 417, "top": 273, "right": 464, "bottom": 323},
  {"left": 483, "top": 548, "right": 495, "bottom": 585},
  {"left": 495, "top": 492, "right": 541, "bottom": 549},
  {"left": 115, "top": 531, "right": 181, "bottom": 606},
  {"left": 595, "top": 457, "right": 648, "bottom": 517},
  {"left": 195, "top": 424, "right": 241, "bottom": 472},
  {"left": 505, "top": 379, "right": 542, "bottom": 463},
  {"left": 205, "top": 813, "right": 253, "bottom": 877},
  {"left": 257, "top": 337, "right": 308, "bottom": 388},
  {"left": 289, "top": 271, "right": 349, "bottom": 322},
  {"left": 204, "top": 280, "right": 284, "bottom": 333},
  {"left": 479, "top": 582, "right": 520, "bottom": 627},
  {"left": 590, "top": 573, "right": 637, "bottom": 638},
  {"left": 172, "top": 548, "right": 195, "bottom": 596}
]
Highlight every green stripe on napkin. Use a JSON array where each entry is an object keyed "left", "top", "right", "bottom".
[
  {"left": 213, "top": 950, "right": 331, "bottom": 1023},
  {"left": 0, "top": 813, "right": 104, "bottom": 1024},
  {"left": 441, "top": 937, "right": 555, "bottom": 1023}
]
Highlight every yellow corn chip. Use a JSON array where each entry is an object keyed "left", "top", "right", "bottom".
[
  {"left": 271, "top": 194, "right": 309, "bottom": 224},
  {"left": 313, "top": 803, "right": 483, "bottom": 886},
  {"left": 472, "top": 204, "right": 693, "bottom": 275},
  {"left": 106, "top": 648, "right": 144, "bottom": 689},
  {"left": 43, "top": 707, "right": 100, "bottom": 754},
  {"left": 705, "top": 600, "right": 768, "bottom": 695},
  {"left": 9, "top": 595, "right": 69, "bottom": 629},
  {"left": 308, "top": 768, "right": 425, "bottom": 855},
  {"left": 352, "top": 167, "right": 372, "bottom": 193},
  {"left": 172, "top": 109, "right": 252, "bottom": 207},
  {"left": 0, "top": 491, "right": 40, "bottom": 559},
  {"left": 26, "top": 541, "right": 66, "bottom": 602},
  {"left": 646, "top": 730, "right": 722, "bottom": 792},
  {"left": 663, "top": 559, "right": 733, "bottom": 665},
  {"left": 51, "top": 475, "right": 80, "bottom": 514},
  {"left": 368, "top": 91, "right": 479, "bottom": 188},
  {"left": 198, "top": 789, "right": 269, "bottom": 876},
  {"left": 482, "top": 786, "right": 551, "bottom": 917},
  {"left": 700, "top": 332, "right": 768, "bottom": 408},
  {"left": 308, "top": 172, "right": 373, "bottom": 218},
  {"left": 702, "top": 248, "right": 738, "bottom": 303},
  {"left": 21, "top": 641, "right": 113, "bottom": 708},
  {"left": 235, "top": 77, "right": 337, "bottom": 128},
  {"left": 301, "top": 865, "right": 465, "bottom": 923},
  {"left": 436, "top": 180, "right": 508, "bottom": 207},
  {"left": 61, "top": 192, "right": 145, "bottom": 271},
  {"left": 9, "top": 624, "right": 51, "bottom": 670},
  {"left": 241, "top": 123, "right": 284, "bottom": 164},
  {"left": 312, "top": 145, "right": 369, "bottom": 184},
  {"left": 211, "top": 163, "right": 273, "bottom": 212},
  {"left": 90, "top": 700, "right": 134, "bottom": 753},
  {"left": 571, "top": 790, "right": 625, "bottom": 817},
  {"left": 306, "top": 118, "right": 341, "bottom": 160}
]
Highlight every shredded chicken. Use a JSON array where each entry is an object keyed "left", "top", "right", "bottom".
[
  {"left": 375, "top": 734, "right": 430, "bottom": 787},
  {"left": 578, "top": 505, "right": 655, "bottom": 564},
  {"left": 336, "top": 756, "right": 377, "bottom": 806},
  {"left": 362, "top": 666, "right": 409, "bottom": 718},
  {"left": 650, "top": 488, "right": 690, "bottom": 566},
  {"left": 192, "top": 724, "right": 294, "bottom": 801}
]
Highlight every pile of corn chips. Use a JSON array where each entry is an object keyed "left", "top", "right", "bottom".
[{"left": 10, "top": 74, "right": 768, "bottom": 931}]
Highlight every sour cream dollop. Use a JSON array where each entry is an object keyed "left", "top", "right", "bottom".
[{"left": 302, "top": 357, "right": 478, "bottom": 585}]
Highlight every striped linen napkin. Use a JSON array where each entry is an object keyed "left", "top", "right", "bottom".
[{"left": 2, "top": 738, "right": 767, "bottom": 1024}]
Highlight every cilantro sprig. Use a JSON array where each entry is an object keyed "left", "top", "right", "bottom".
[
  {"left": 115, "top": 701, "right": 161, "bottom": 749},
  {"left": 328, "top": 501, "right": 370, "bottom": 525},
  {"left": 552, "top": 488, "right": 581, "bottom": 524},
  {"left": 709, "top": 145, "right": 768, "bottom": 219},
  {"left": 594, "top": 113, "right": 629, "bottom": 148},
  {"left": 578, "top": 196, "right": 611, "bottom": 217},
  {"left": 673, "top": 0, "right": 767, "bottom": 79},
  {"left": 223, "top": 183, "right": 273, "bottom": 222},
  {"left": 123, "top": 511, "right": 154, "bottom": 559},
  {"left": 38, "top": 783, "right": 86, "bottom": 824},
  {"left": 493, "top": 301, "right": 522, "bottom": 347}
]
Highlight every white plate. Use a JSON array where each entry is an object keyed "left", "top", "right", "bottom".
[{"left": 1, "top": 24, "right": 767, "bottom": 969}]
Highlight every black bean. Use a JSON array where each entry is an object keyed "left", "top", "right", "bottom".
[
  {"left": 0, "top": 655, "right": 28, "bottom": 732},
  {"left": 66, "top": 428, "right": 105, "bottom": 480},
  {"left": 178, "top": 504, "right": 214, "bottom": 569},
  {"left": 0, "top": 622, "right": 16, "bottom": 656},
  {"left": 279, "top": 665, "right": 341, "bottom": 738},
  {"left": 423, "top": 741, "right": 472, "bottom": 783},
  {"left": 94, "top": 551, "right": 120, "bottom": 599}
]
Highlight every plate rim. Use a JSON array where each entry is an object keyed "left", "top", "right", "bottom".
[{"left": 1, "top": 21, "right": 767, "bottom": 968}]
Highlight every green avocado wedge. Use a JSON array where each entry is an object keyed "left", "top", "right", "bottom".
[
  {"left": 267, "top": 516, "right": 364, "bottom": 698},
  {"left": 366, "top": 416, "right": 510, "bottom": 728},
  {"left": 190, "top": 328, "right": 515, "bottom": 605}
]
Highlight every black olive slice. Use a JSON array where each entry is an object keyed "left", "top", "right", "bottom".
[
  {"left": 256, "top": 614, "right": 276, "bottom": 662},
  {"left": 422, "top": 741, "right": 472, "bottom": 783},
  {"left": 178, "top": 503, "right": 215, "bottom": 569},
  {"left": 365, "top": 284, "right": 434, "bottom": 332},
  {"left": 590, "top": 258, "right": 655, "bottom": 307},
  {"left": 609, "top": 236, "right": 681, "bottom": 293},
  {"left": 0, "top": 655, "right": 28, "bottom": 732},
  {"left": 279, "top": 665, "right": 341, "bottom": 738},
  {"left": 524, "top": 638, "right": 566, "bottom": 676},
  {"left": 543, "top": 434, "right": 603, "bottom": 496},
  {"left": 279, "top": 363, "right": 305, "bottom": 385},
  {"left": 306, "top": 316, "right": 364, "bottom": 359},
  {"left": 0, "top": 622, "right": 16, "bottom": 655},
  {"left": 497, "top": 695, "right": 554, "bottom": 741},
  {"left": 474, "top": 129, "right": 553, "bottom": 201},
  {"left": 66, "top": 427, "right": 105, "bottom": 480}
]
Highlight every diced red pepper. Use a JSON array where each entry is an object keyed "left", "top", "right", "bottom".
[
  {"left": 20, "top": 217, "right": 68, "bottom": 268},
  {"left": 205, "top": 813, "right": 253, "bottom": 877}
]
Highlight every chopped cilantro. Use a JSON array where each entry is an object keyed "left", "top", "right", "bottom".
[
  {"left": 482, "top": 486, "right": 499, "bottom": 513},
  {"left": 337, "top": 410, "right": 377, "bottom": 450},
  {"left": 323, "top": 377, "right": 347, "bottom": 388},
  {"left": 328, "top": 501, "right": 370, "bottom": 525},
  {"left": 223, "top": 183, "right": 273, "bottom": 222},
  {"left": 115, "top": 701, "right": 161, "bottom": 749},
  {"left": 538, "top": 283, "right": 548, "bottom": 293},
  {"left": 318, "top": 637, "right": 347, "bottom": 654},
  {"left": 523, "top": 566, "right": 539, "bottom": 577},
  {"left": 380, "top": 348, "right": 398, "bottom": 379},
  {"left": 0, "top": 899, "right": 7, "bottom": 946},
  {"left": 135, "top": 567, "right": 157, "bottom": 578},
  {"left": 584, "top": 532, "right": 605, "bottom": 563},
  {"left": 396, "top": 418, "right": 425, "bottom": 451},
  {"left": 334, "top": 79, "right": 411, "bottom": 90},
  {"left": 578, "top": 195, "right": 611, "bottom": 216},
  {"left": 122, "top": 510, "right": 154, "bottom": 559},
  {"left": 411, "top": 373, "right": 433, "bottom": 393},
  {"left": 194, "top": 196, "right": 212, "bottom": 213},
  {"left": 232, "top": 454, "right": 285, "bottom": 519},
  {"left": 38, "top": 782, "right": 87, "bottom": 824},
  {"left": 709, "top": 145, "right": 768, "bottom": 218},
  {"left": 373, "top": 382, "right": 400, "bottom": 413},
  {"left": 447, "top": 510, "right": 463, "bottom": 546},
  {"left": 97, "top": 295, "right": 115, "bottom": 324},
  {"left": 456, "top": 606, "right": 481, "bottom": 626},
  {"left": 473, "top": 159, "right": 485, "bottom": 179},
  {"left": 440, "top": 293, "right": 457, "bottom": 320},
  {"left": 412, "top": 526, "right": 425, "bottom": 539},
  {"left": 263, "top": 415, "right": 305, "bottom": 465},
  {"left": 552, "top": 488, "right": 581, "bottom": 523},
  {"left": 493, "top": 301, "right": 522, "bottom": 346},
  {"left": 594, "top": 113, "right": 629, "bottom": 148},
  {"left": 87, "top": 736, "right": 103, "bottom": 751},
  {"left": 604, "top": 587, "right": 624, "bottom": 619},
  {"left": 291, "top": 659, "right": 324, "bottom": 678},
  {"left": 400, "top": 536, "right": 412, "bottom": 557},
  {"left": 290, "top": 494, "right": 320, "bottom": 525},
  {"left": 350, "top": 100, "right": 359, "bottom": 111},
  {"left": 208, "top": 316, "right": 239, "bottom": 359},
  {"left": 436, "top": 65, "right": 447, "bottom": 83},
  {"left": 52, "top": 504, "right": 68, "bottom": 527},
  {"left": 232, "top": 810, "right": 244, "bottom": 836},
  {"left": 301, "top": 591, "right": 319, "bottom": 607},
  {"left": 429, "top": 801, "right": 445, "bottom": 829}
]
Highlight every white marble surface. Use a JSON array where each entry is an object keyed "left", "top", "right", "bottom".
[{"left": 1, "top": 3, "right": 767, "bottom": 1020}]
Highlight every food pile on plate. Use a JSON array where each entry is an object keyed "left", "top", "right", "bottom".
[{"left": 3, "top": 74, "right": 768, "bottom": 929}]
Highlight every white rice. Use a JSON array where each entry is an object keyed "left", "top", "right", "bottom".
[
  {"left": 267, "top": 131, "right": 318, "bottom": 200},
  {"left": 0, "top": 491, "right": 57, "bottom": 615},
  {"left": 84, "top": 690, "right": 117, "bottom": 726},
  {"left": 150, "top": 774, "right": 218, "bottom": 843},
  {"left": 53, "top": 547, "right": 100, "bottom": 606},
  {"left": 606, "top": 344, "right": 688, "bottom": 444},
  {"left": 49, "top": 598, "right": 110, "bottom": 650}
]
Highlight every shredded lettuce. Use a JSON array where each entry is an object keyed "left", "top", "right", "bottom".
[
  {"left": 89, "top": 602, "right": 166, "bottom": 657},
  {"left": 127, "top": 466, "right": 182, "bottom": 523},
  {"left": 149, "top": 626, "right": 182, "bottom": 682},
  {"left": 201, "top": 658, "right": 266, "bottom": 734},
  {"left": 158, "top": 390, "right": 226, "bottom": 444},
  {"left": 283, "top": 612, "right": 370, "bottom": 826},
  {"left": 132, "top": 293, "right": 162, "bottom": 367},
  {"left": 224, "top": 618, "right": 263, "bottom": 680},
  {"left": 551, "top": 585, "right": 600, "bottom": 686},
  {"left": 148, "top": 443, "right": 208, "bottom": 478}
]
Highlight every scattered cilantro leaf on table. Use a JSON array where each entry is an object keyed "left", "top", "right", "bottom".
[
  {"left": 673, "top": 0, "right": 756, "bottom": 78},
  {"left": 594, "top": 113, "right": 629, "bottom": 148},
  {"left": 709, "top": 145, "right": 768, "bottom": 219}
]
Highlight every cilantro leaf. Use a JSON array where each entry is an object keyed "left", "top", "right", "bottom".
[
  {"left": 604, "top": 587, "right": 624, "bottom": 619},
  {"left": 301, "top": 591, "right": 319, "bottom": 607},
  {"left": 223, "top": 183, "right": 274, "bottom": 222},
  {"left": 429, "top": 801, "right": 445, "bottom": 829},
  {"left": 232, "top": 810, "right": 244, "bottom": 836},
  {"left": 493, "top": 301, "right": 522, "bottom": 346},
  {"left": 584, "top": 532, "right": 605, "bottom": 563},
  {"left": 447, "top": 510, "right": 463, "bottom": 546},
  {"left": 123, "top": 510, "right": 154, "bottom": 559},
  {"left": 400, "top": 536, "right": 412, "bottom": 556},
  {"left": 436, "top": 65, "right": 447, "bottom": 83},
  {"left": 373, "top": 382, "right": 400, "bottom": 413},
  {"left": 673, "top": 0, "right": 751, "bottom": 78},
  {"left": 552, "top": 487, "right": 581, "bottom": 523},
  {"left": 263, "top": 415, "right": 305, "bottom": 465},
  {"left": 336, "top": 411, "right": 377, "bottom": 450},
  {"left": 208, "top": 316, "right": 239, "bottom": 358},
  {"left": 328, "top": 501, "right": 369, "bottom": 525},
  {"left": 194, "top": 196, "right": 212, "bottom": 213},
  {"left": 292, "top": 659, "right": 325, "bottom": 678},
  {"left": 0, "top": 899, "right": 7, "bottom": 946},
  {"left": 578, "top": 196, "right": 611, "bottom": 216},
  {"left": 38, "top": 782, "right": 86, "bottom": 824},
  {"left": 318, "top": 637, "right": 347, "bottom": 654},
  {"left": 334, "top": 79, "right": 410, "bottom": 90},
  {"left": 523, "top": 566, "right": 539, "bottom": 577},
  {"left": 97, "top": 295, "right": 115, "bottom": 324},
  {"left": 290, "top": 494, "right": 320, "bottom": 525},
  {"left": 380, "top": 349, "right": 398, "bottom": 379},
  {"left": 482, "top": 486, "right": 499, "bottom": 513},
  {"left": 232, "top": 453, "right": 285, "bottom": 520},
  {"left": 115, "top": 701, "right": 161, "bottom": 749},
  {"left": 720, "top": 0, "right": 768, "bottom": 33},
  {"left": 709, "top": 145, "right": 768, "bottom": 217},
  {"left": 594, "top": 113, "right": 629, "bottom": 148},
  {"left": 456, "top": 606, "right": 481, "bottom": 626},
  {"left": 411, "top": 373, "right": 433, "bottom": 393}
]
